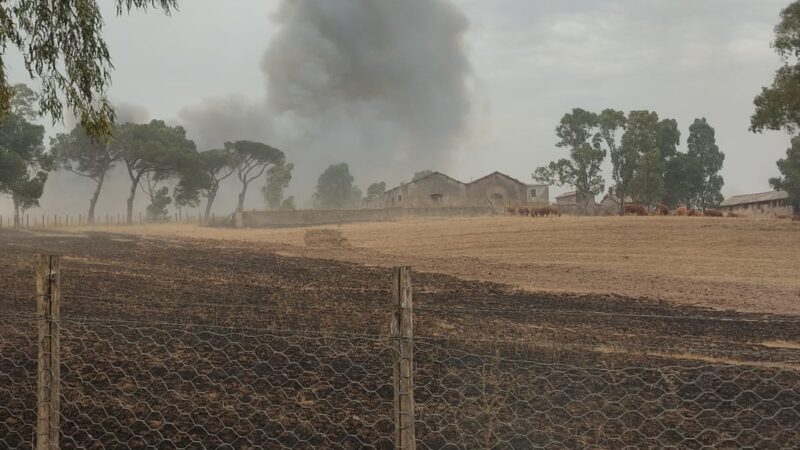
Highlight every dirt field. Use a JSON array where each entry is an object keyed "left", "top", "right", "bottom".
[
  {"left": 1, "top": 227, "right": 799, "bottom": 448},
  {"left": 0, "top": 229, "right": 800, "bottom": 449},
  {"left": 69, "top": 215, "right": 800, "bottom": 315}
]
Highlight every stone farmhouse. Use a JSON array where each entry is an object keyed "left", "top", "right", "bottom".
[
  {"left": 380, "top": 171, "right": 549, "bottom": 209},
  {"left": 720, "top": 191, "right": 795, "bottom": 217}
]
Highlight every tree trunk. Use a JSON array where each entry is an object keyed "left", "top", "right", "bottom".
[
  {"left": 87, "top": 173, "right": 105, "bottom": 225},
  {"left": 13, "top": 198, "right": 20, "bottom": 228},
  {"left": 204, "top": 185, "right": 218, "bottom": 223},
  {"left": 126, "top": 173, "right": 142, "bottom": 225},
  {"left": 237, "top": 182, "right": 248, "bottom": 212}
]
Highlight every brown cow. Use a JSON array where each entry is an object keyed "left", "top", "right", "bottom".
[
  {"left": 517, "top": 206, "right": 530, "bottom": 217},
  {"left": 704, "top": 209, "right": 724, "bottom": 217},
  {"left": 624, "top": 204, "right": 647, "bottom": 216},
  {"left": 505, "top": 206, "right": 517, "bottom": 216},
  {"left": 726, "top": 212, "right": 743, "bottom": 218},
  {"left": 657, "top": 204, "right": 669, "bottom": 216},
  {"left": 676, "top": 206, "right": 688, "bottom": 216}
]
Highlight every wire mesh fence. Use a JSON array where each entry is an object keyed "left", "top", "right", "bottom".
[{"left": 1, "top": 261, "right": 799, "bottom": 449}]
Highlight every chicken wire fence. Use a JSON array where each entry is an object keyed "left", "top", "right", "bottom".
[{"left": 1, "top": 270, "right": 800, "bottom": 449}]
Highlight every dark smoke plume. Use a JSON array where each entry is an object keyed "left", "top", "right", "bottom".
[{"left": 180, "top": 0, "right": 473, "bottom": 199}]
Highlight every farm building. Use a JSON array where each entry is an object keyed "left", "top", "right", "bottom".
[
  {"left": 556, "top": 191, "right": 598, "bottom": 214},
  {"left": 720, "top": 191, "right": 795, "bottom": 217},
  {"left": 381, "top": 171, "right": 549, "bottom": 208},
  {"left": 467, "top": 172, "right": 549, "bottom": 207},
  {"left": 384, "top": 172, "right": 468, "bottom": 208}
]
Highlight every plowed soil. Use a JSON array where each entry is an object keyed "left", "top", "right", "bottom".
[{"left": 1, "top": 229, "right": 799, "bottom": 449}]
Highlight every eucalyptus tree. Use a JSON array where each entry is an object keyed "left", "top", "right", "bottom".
[
  {"left": 0, "top": 1, "right": 177, "bottom": 139},
  {"left": 533, "top": 108, "right": 605, "bottom": 214}
]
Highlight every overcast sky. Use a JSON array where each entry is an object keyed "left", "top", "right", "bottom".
[{"left": 1, "top": 0, "right": 794, "bottom": 215}]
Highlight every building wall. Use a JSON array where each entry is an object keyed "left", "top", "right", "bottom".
[
  {"left": 721, "top": 200, "right": 795, "bottom": 217},
  {"left": 384, "top": 174, "right": 468, "bottom": 208},
  {"left": 466, "top": 174, "right": 548, "bottom": 207}
]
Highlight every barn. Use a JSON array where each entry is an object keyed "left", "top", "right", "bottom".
[
  {"left": 384, "top": 172, "right": 468, "bottom": 208},
  {"left": 720, "top": 191, "right": 795, "bottom": 217},
  {"left": 380, "top": 171, "right": 549, "bottom": 208},
  {"left": 467, "top": 172, "right": 549, "bottom": 207}
]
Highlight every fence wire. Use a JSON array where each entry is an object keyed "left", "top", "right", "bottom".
[
  {"left": 0, "top": 313, "right": 37, "bottom": 450},
  {"left": 413, "top": 338, "right": 800, "bottom": 449},
  {"left": 57, "top": 317, "right": 395, "bottom": 450},
  {"left": 2, "top": 308, "right": 800, "bottom": 449}
]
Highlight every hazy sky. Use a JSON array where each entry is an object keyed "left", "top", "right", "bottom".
[{"left": 1, "top": 0, "right": 794, "bottom": 216}]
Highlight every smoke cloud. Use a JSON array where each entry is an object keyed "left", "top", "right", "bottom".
[{"left": 180, "top": 0, "right": 474, "bottom": 199}]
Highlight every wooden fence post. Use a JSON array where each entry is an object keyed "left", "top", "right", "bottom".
[
  {"left": 391, "top": 266, "right": 416, "bottom": 450},
  {"left": 35, "top": 254, "right": 61, "bottom": 450}
]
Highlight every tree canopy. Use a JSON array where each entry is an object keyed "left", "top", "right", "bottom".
[
  {"left": 314, "top": 163, "right": 362, "bottom": 209},
  {"left": 751, "top": 1, "right": 800, "bottom": 134},
  {"left": 263, "top": 162, "right": 294, "bottom": 210},
  {"left": 174, "top": 148, "right": 236, "bottom": 221},
  {"left": 0, "top": 0, "right": 177, "bottom": 140},
  {"left": 226, "top": 140, "right": 285, "bottom": 212},
  {"left": 51, "top": 125, "right": 120, "bottom": 223},
  {"left": 533, "top": 108, "right": 605, "bottom": 214},
  {"left": 597, "top": 109, "right": 628, "bottom": 213},
  {"left": 770, "top": 137, "right": 800, "bottom": 211},
  {"left": 686, "top": 118, "right": 725, "bottom": 208},
  {"left": 114, "top": 119, "right": 197, "bottom": 223},
  {"left": 0, "top": 84, "right": 50, "bottom": 224}
]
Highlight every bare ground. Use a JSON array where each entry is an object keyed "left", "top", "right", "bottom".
[{"left": 67, "top": 215, "right": 800, "bottom": 315}]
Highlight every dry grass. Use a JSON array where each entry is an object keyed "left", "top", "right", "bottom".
[{"left": 69, "top": 215, "right": 800, "bottom": 315}]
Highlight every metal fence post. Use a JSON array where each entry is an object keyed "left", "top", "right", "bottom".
[
  {"left": 391, "top": 266, "right": 416, "bottom": 450},
  {"left": 36, "top": 254, "right": 61, "bottom": 450}
]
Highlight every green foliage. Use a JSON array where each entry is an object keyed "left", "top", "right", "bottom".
[
  {"left": 631, "top": 147, "right": 665, "bottom": 207},
  {"left": 280, "top": 196, "right": 296, "bottom": 211},
  {"left": 620, "top": 111, "right": 664, "bottom": 207},
  {"left": 534, "top": 108, "right": 605, "bottom": 213},
  {"left": 597, "top": 109, "right": 628, "bottom": 212},
  {"left": 0, "top": 0, "right": 176, "bottom": 140},
  {"left": 174, "top": 148, "right": 235, "bottom": 219},
  {"left": 366, "top": 181, "right": 387, "bottom": 199},
  {"left": 114, "top": 119, "right": 197, "bottom": 222},
  {"left": 686, "top": 118, "right": 725, "bottom": 208},
  {"left": 145, "top": 186, "right": 172, "bottom": 222},
  {"left": 313, "top": 163, "right": 362, "bottom": 209},
  {"left": 770, "top": 137, "right": 800, "bottom": 210},
  {"left": 226, "top": 140, "right": 285, "bottom": 211},
  {"left": 51, "top": 124, "right": 120, "bottom": 222},
  {"left": 751, "top": 1, "right": 800, "bottom": 133},
  {"left": 0, "top": 104, "right": 50, "bottom": 221},
  {"left": 412, "top": 170, "right": 434, "bottom": 182},
  {"left": 263, "top": 162, "right": 294, "bottom": 210}
]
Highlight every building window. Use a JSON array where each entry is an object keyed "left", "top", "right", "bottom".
[
  {"left": 398, "top": 195, "right": 402, "bottom": 202},
  {"left": 491, "top": 193, "right": 504, "bottom": 201},
  {"left": 431, "top": 194, "right": 443, "bottom": 205},
  {"left": 529, "top": 189, "right": 537, "bottom": 198}
]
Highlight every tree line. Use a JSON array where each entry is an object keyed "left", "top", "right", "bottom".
[
  {"left": 750, "top": 0, "right": 800, "bottom": 215},
  {"left": 533, "top": 109, "right": 725, "bottom": 215},
  {"left": 0, "top": 86, "right": 400, "bottom": 224}
]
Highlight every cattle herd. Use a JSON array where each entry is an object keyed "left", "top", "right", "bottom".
[
  {"left": 505, "top": 205, "right": 563, "bottom": 217},
  {"left": 505, "top": 203, "right": 739, "bottom": 218}
]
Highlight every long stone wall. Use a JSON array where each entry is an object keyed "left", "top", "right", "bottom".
[{"left": 240, "top": 206, "right": 495, "bottom": 228}]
